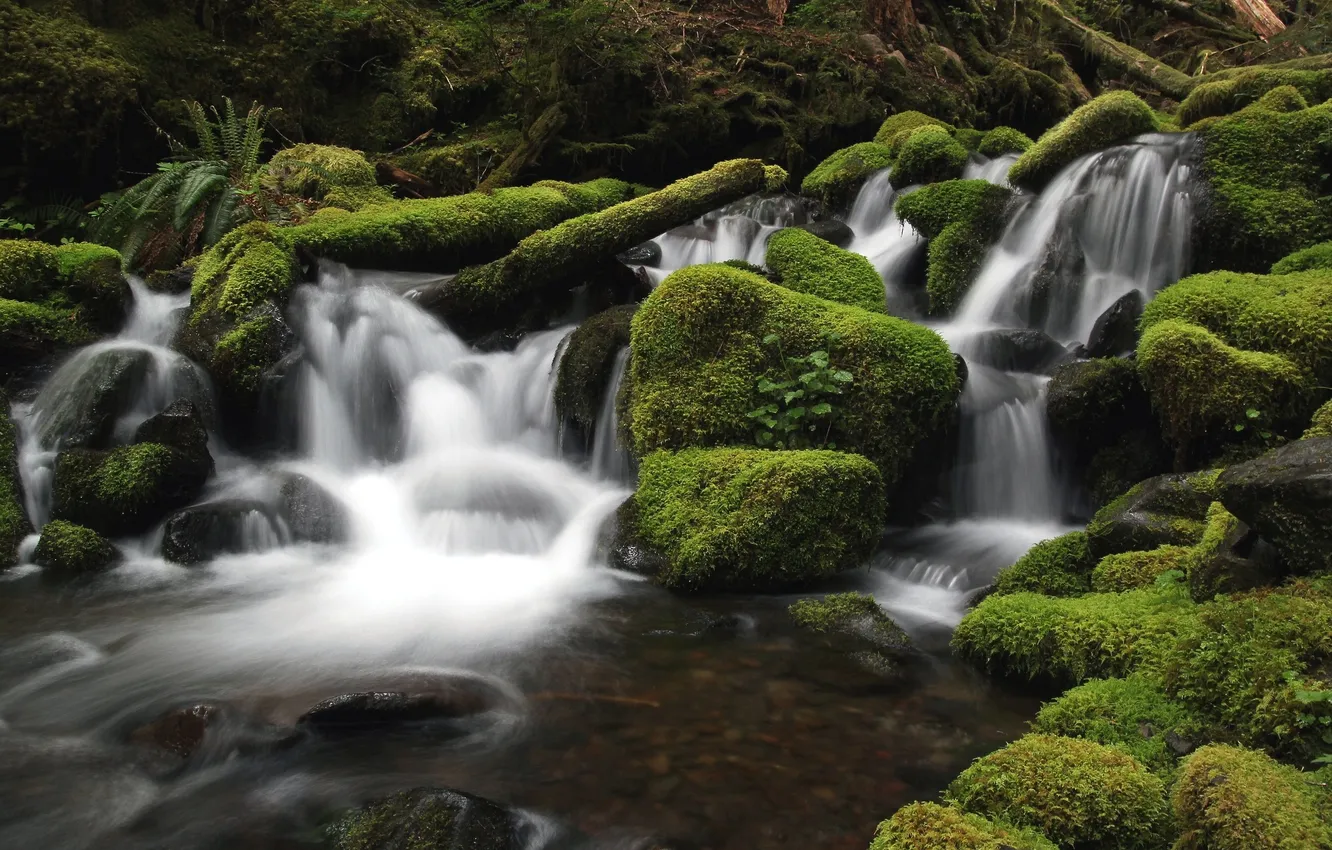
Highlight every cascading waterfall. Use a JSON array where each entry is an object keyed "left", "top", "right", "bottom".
[
  {"left": 843, "top": 170, "right": 924, "bottom": 316},
  {"left": 642, "top": 194, "right": 805, "bottom": 286},
  {"left": 589, "top": 346, "right": 634, "bottom": 483}
]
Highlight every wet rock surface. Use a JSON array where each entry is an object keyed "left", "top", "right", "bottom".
[
  {"left": 1085, "top": 290, "right": 1143, "bottom": 358},
  {"left": 298, "top": 683, "right": 504, "bottom": 737},
  {"left": 617, "top": 241, "right": 663, "bottom": 267},
  {"left": 968, "top": 329, "right": 1070, "bottom": 374},
  {"left": 161, "top": 499, "right": 282, "bottom": 565},
  {"left": 1216, "top": 437, "right": 1332, "bottom": 574},
  {"left": 33, "top": 348, "right": 152, "bottom": 449},
  {"left": 797, "top": 219, "right": 855, "bottom": 247},
  {"left": 133, "top": 399, "right": 210, "bottom": 456},
  {"left": 327, "top": 787, "right": 524, "bottom": 850},
  {"left": 277, "top": 473, "right": 349, "bottom": 545}
]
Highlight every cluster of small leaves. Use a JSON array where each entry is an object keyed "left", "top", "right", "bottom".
[
  {"left": 1285, "top": 670, "right": 1332, "bottom": 765},
  {"left": 1234, "top": 406, "right": 1286, "bottom": 450},
  {"left": 746, "top": 333, "right": 852, "bottom": 449}
]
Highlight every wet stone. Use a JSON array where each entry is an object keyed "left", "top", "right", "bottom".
[
  {"left": 326, "top": 787, "right": 524, "bottom": 850},
  {"left": 298, "top": 687, "right": 499, "bottom": 737},
  {"left": 797, "top": 220, "right": 855, "bottom": 247},
  {"left": 617, "top": 241, "right": 664, "bottom": 267}
]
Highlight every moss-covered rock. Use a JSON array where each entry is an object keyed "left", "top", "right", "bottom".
[
  {"left": 33, "top": 520, "right": 119, "bottom": 577},
  {"left": 0, "top": 240, "right": 127, "bottom": 357},
  {"left": 977, "top": 126, "right": 1034, "bottom": 158},
  {"left": 51, "top": 443, "right": 212, "bottom": 537},
  {"left": 1172, "top": 745, "right": 1332, "bottom": 850},
  {"left": 0, "top": 388, "right": 30, "bottom": 568},
  {"left": 992, "top": 531, "right": 1094, "bottom": 597},
  {"left": 1031, "top": 677, "right": 1196, "bottom": 775},
  {"left": 1086, "top": 469, "right": 1221, "bottom": 561},
  {"left": 1047, "top": 358, "right": 1153, "bottom": 453},
  {"left": 1273, "top": 241, "right": 1332, "bottom": 275},
  {"left": 625, "top": 448, "right": 884, "bottom": 592},
  {"left": 0, "top": 240, "right": 58, "bottom": 301},
  {"left": 627, "top": 263, "right": 960, "bottom": 491},
  {"left": 0, "top": 298, "right": 98, "bottom": 383},
  {"left": 54, "top": 242, "right": 131, "bottom": 332},
  {"left": 945, "top": 734, "right": 1171, "bottom": 850},
  {"left": 1008, "top": 92, "right": 1159, "bottom": 191},
  {"left": 326, "top": 786, "right": 522, "bottom": 850},
  {"left": 1178, "top": 68, "right": 1332, "bottom": 127},
  {"left": 894, "top": 179, "right": 1012, "bottom": 314},
  {"left": 269, "top": 143, "right": 393, "bottom": 211},
  {"left": 554, "top": 304, "right": 634, "bottom": 431},
  {"left": 1305, "top": 400, "right": 1332, "bottom": 438},
  {"left": 869, "top": 802, "right": 1057, "bottom": 850},
  {"left": 1092, "top": 545, "right": 1191, "bottom": 593},
  {"left": 889, "top": 125, "right": 968, "bottom": 189},
  {"left": 764, "top": 227, "right": 886, "bottom": 313},
  {"left": 1184, "top": 500, "right": 1284, "bottom": 601},
  {"left": 1215, "top": 437, "right": 1332, "bottom": 576},
  {"left": 800, "top": 142, "right": 894, "bottom": 209},
  {"left": 873, "top": 111, "right": 954, "bottom": 152},
  {"left": 789, "top": 591, "right": 909, "bottom": 647}
]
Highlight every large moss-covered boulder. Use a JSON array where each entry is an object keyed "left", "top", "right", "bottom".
[
  {"left": 1032, "top": 676, "right": 1196, "bottom": 775},
  {"left": 1086, "top": 470, "right": 1221, "bottom": 561},
  {"left": 1172, "top": 745, "right": 1332, "bottom": 850},
  {"left": 873, "top": 111, "right": 954, "bottom": 152},
  {"left": 51, "top": 443, "right": 212, "bottom": 537},
  {"left": 326, "top": 787, "right": 523, "bottom": 850},
  {"left": 33, "top": 520, "right": 120, "bottom": 577},
  {"left": 992, "top": 531, "right": 1095, "bottom": 598},
  {"left": 627, "top": 264, "right": 959, "bottom": 492},
  {"left": 553, "top": 305, "right": 634, "bottom": 432},
  {"left": 894, "top": 179, "right": 1012, "bottom": 315},
  {"left": 1091, "top": 545, "right": 1192, "bottom": 593},
  {"left": 0, "top": 388, "right": 30, "bottom": 568},
  {"left": 800, "top": 142, "right": 894, "bottom": 209},
  {"left": 889, "top": 126, "right": 968, "bottom": 189},
  {"left": 622, "top": 448, "right": 884, "bottom": 592},
  {"left": 1179, "top": 67, "right": 1332, "bottom": 127},
  {"left": 945, "top": 734, "right": 1171, "bottom": 850},
  {"left": 870, "top": 802, "right": 1057, "bottom": 850},
  {"left": 1008, "top": 92, "right": 1159, "bottom": 191},
  {"left": 268, "top": 143, "right": 393, "bottom": 211},
  {"left": 764, "top": 227, "right": 886, "bottom": 313},
  {"left": 1273, "top": 240, "right": 1332, "bottom": 275},
  {"left": 977, "top": 126, "right": 1034, "bottom": 158},
  {"left": 1215, "top": 437, "right": 1332, "bottom": 575}
]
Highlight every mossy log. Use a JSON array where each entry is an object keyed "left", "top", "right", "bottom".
[
  {"left": 476, "top": 102, "right": 567, "bottom": 193},
  {"left": 1031, "top": 0, "right": 1193, "bottom": 100}
]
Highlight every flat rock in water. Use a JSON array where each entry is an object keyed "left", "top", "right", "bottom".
[
  {"left": 967, "top": 329, "right": 1070, "bottom": 374},
  {"left": 797, "top": 219, "right": 855, "bottom": 247},
  {"left": 326, "top": 787, "right": 523, "bottom": 850},
  {"left": 297, "top": 686, "right": 500, "bottom": 736},
  {"left": 129, "top": 703, "right": 219, "bottom": 759},
  {"left": 1085, "top": 290, "right": 1144, "bottom": 358},
  {"left": 1217, "top": 437, "right": 1332, "bottom": 574}
]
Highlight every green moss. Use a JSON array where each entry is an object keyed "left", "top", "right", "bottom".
[
  {"left": 1172, "top": 745, "right": 1332, "bottom": 850},
  {"left": 190, "top": 224, "right": 299, "bottom": 323},
  {"left": 212, "top": 312, "right": 286, "bottom": 396},
  {"left": 873, "top": 111, "right": 954, "bottom": 151},
  {"left": 269, "top": 143, "right": 393, "bottom": 211},
  {"left": 1031, "top": 677, "right": 1195, "bottom": 775},
  {"left": 1008, "top": 92, "right": 1159, "bottom": 191},
  {"left": 789, "top": 592, "right": 909, "bottom": 647},
  {"left": 554, "top": 305, "right": 635, "bottom": 430},
  {"left": 1304, "top": 400, "right": 1332, "bottom": 438},
  {"left": 800, "top": 142, "right": 895, "bottom": 209},
  {"left": 1092, "top": 545, "right": 1192, "bottom": 592},
  {"left": 977, "top": 126, "right": 1034, "bottom": 157},
  {"left": 895, "top": 180, "right": 1011, "bottom": 314},
  {"left": 954, "top": 128, "right": 985, "bottom": 152},
  {"left": 1179, "top": 69, "right": 1332, "bottom": 127},
  {"left": 628, "top": 263, "right": 960, "bottom": 490},
  {"left": 629, "top": 447, "right": 885, "bottom": 591},
  {"left": 51, "top": 442, "right": 210, "bottom": 536},
  {"left": 763, "top": 164, "right": 788, "bottom": 192},
  {"left": 1046, "top": 357, "right": 1154, "bottom": 453},
  {"left": 1085, "top": 470, "right": 1220, "bottom": 560},
  {"left": 993, "top": 531, "right": 1094, "bottom": 598},
  {"left": 33, "top": 520, "right": 118, "bottom": 576},
  {"left": 0, "top": 388, "right": 29, "bottom": 568},
  {"left": 0, "top": 297, "right": 97, "bottom": 348},
  {"left": 326, "top": 787, "right": 513, "bottom": 850},
  {"left": 889, "top": 126, "right": 968, "bottom": 189},
  {"left": 395, "top": 125, "right": 523, "bottom": 196},
  {"left": 870, "top": 802, "right": 1057, "bottom": 850},
  {"left": 1272, "top": 241, "right": 1332, "bottom": 274},
  {"left": 945, "top": 734, "right": 1171, "bottom": 850},
  {"left": 0, "top": 240, "right": 59, "bottom": 301},
  {"left": 764, "top": 227, "right": 886, "bottom": 313},
  {"left": 952, "top": 583, "right": 1195, "bottom": 683}
]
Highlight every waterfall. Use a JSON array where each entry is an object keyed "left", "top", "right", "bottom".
[
  {"left": 643, "top": 193, "right": 805, "bottom": 286},
  {"left": 843, "top": 170, "right": 925, "bottom": 317},
  {"left": 589, "top": 346, "right": 633, "bottom": 483}
]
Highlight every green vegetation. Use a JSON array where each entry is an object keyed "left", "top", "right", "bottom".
[
  {"left": 1305, "top": 400, "right": 1332, "bottom": 438},
  {"left": 32, "top": 520, "right": 119, "bottom": 577},
  {"left": 745, "top": 334, "right": 853, "bottom": 450},
  {"left": 1092, "top": 545, "right": 1192, "bottom": 592},
  {"left": 1085, "top": 470, "right": 1220, "bottom": 560},
  {"left": 977, "top": 127, "right": 1034, "bottom": 157},
  {"left": 894, "top": 179, "right": 1012, "bottom": 314},
  {"left": 1008, "top": 92, "right": 1158, "bottom": 190},
  {"left": 627, "top": 447, "right": 884, "bottom": 591},
  {"left": 1179, "top": 68, "right": 1332, "bottom": 127},
  {"left": 889, "top": 126, "right": 968, "bottom": 189},
  {"left": 51, "top": 443, "right": 211, "bottom": 536},
  {"left": 627, "top": 263, "right": 959, "bottom": 490},
  {"left": 1032, "top": 676, "right": 1195, "bottom": 775},
  {"left": 874, "top": 111, "right": 954, "bottom": 152},
  {"left": 945, "top": 734, "right": 1171, "bottom": 849},
  {"left": 800, "top": 142, "right": 894, "bottom": 209},
  {"left": 1273, "top": 241, "right": 1332, "bottom": 274},
  {"left": 764, "top": 227, "right": 886, "bottom": 313},
  {"left": 268, "top": 143, "right": 392, "bottom": 211},
  {"left": 1172, "top": 745, "right": 1332, "bottom": 850},
  {"left": 0, "top": 389, "right": 30, "bottom": 568},
  {"left": 992, "top": 531, "right": 1094, "bottom": 597},
  {"left": 870, "top": 802, "right": 1057, "bottom": 850},
  {"left": 554, "top": 305, "right": 634, "bottom": 431},
  {"left": 789, "top": 592, "right": 909, "bottom": 647}
]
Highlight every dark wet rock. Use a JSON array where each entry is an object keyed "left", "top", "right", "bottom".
[
  {"left": 1086, "top": 469, "right": 1219, "bottom": 560},
  {"left": 33, "top": 347, "right": 152, "bottom": 450},
  {"left": 33, "top": 520, "right": 120, "bottom": 577},
  {"left": 1165, "top": 730, "right": 1196, "bottom": 756},
  {"left": 1216, "top": 437, "right": 1332, "bottom": 575},
  {"left": 298, "top": 686, "right": 500, "bottom": 737},
  {"left": 616, "top": 241, "right": 663, "bottom": 267},
  {"left": 788, "top": 593, "right": 917, "bottom": 686},
  {"left": 968, "top": 329, "right": 1069, "bottom": 374},
  {"left": 145, "top": 265, "right": 194, "bottom": 294},
  {"left": 797, "top": 219, "right": 855, "bottom": 247},
  {"left": 134, "top": 399, "right": 210, "bottom": 457},
  {"left": 1187, "top": 512, "right": 1284, "bottom": 601},
  {"left": 277, "top": 473, "right": 349, "bottom": 544},
  {"left": 604, "top": 498, "right": 668, "bottom": 578},
  {"left": 666, "top": 223, "right": 712, "bottom": 241},
  {"left": 326, "top": 787, "right": 523, "bottom": 850},
  {"left": 554, "top": 304, "right": 634, "bottom": 431},
  {"left": 51, "top": 442, "right": 213, "bottom": 537},
  {"left": 130, "top": 704, "right": 219, "bottom": 759},
  {"left": 161, "top": 500, "right": 282, "bottom": 565},
  {"left": 1085, "top": 290, "right": 1144, "bottom": 358}
]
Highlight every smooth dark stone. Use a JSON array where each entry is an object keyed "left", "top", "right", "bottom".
[
  {"left": 134, "top": 399, "right": 209, "bottom": 456},
  {"left": 1086, "top": 471, "right": 1216, "bottom": 560},
  {"left": 1085, "top": 290, "right": 1144, "bottom": 358},
  {"left": 967, "top": 329, "right": 1070, "bottom": 374},
  {"left": 616, "top": 240, "right": 663, "bottom": 267},
  {"left": 161, "top": 499, "right": 281, "bottom": 565},
  {"left": 277, "top": 473, "right": 349, "bottom": 544},
  {"left": 35, "top": 348, "right": 152, "bottom": 450},
  {"left": 129, "top": 704, "right": 219, "bottom": 759},
  {"left": 297, "top": 686, "right": 500, "bottom": 737},
  {"left": 1217, "top": 437, "right": 1332, "bottom": 575},
  {"left": 797, "top": 219, "right": 855, "bottom": 247}
]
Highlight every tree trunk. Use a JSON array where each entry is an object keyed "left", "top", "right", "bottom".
[
  {"left": 1225, "top": 0, "right": 1285, "bottom": 39},
  {"left": 869, "top": 0, "right": 919, "bottom": 44},
  {"left": 374, "top": 162, "right": 436, "bottom": 198},
  {"left": 1033, "top": 0, "right": 1194, "bottom": 100},
  {"left": 476, "top": 103, "right": 567, "bottom": 194}
]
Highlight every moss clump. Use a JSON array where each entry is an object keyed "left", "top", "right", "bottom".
[
  {"left": 1304, "top": 400, "right": 1332, "bottom": 438},
  {"left": 946, "top": 734, "right": 1171, "bottom": 850},
  {"left": 952, "top": 583, "right": 1195, "bottom": 683},
  {"left": 0, "top": 389, "right": 30, "bottom": 568},
  {"left": 327, "top": 787, "right": 516, "bottom": 850},
  {"left": 554, "top": 305, "right": 635, "bottom": 431},
  {"left": 763, "top": 164, "right": 789, "bottom": 192},
  {"left": 870, "top": 802, "right": 1057, "bottom": 850},
  {"left": 628, "top": 264, "right": 960, "bottom": 490},
  {"left": 189, "top": 224, "right": 298, "bottom": 324},
  {"left": 210, "top": 309, "right": 291, "bottom": 397},
  {"left": 628, "top": 448, "right": 885, "bottom": 592},
  {"left": 1178, "top": 68, "right": 1332, "bottom": 127},
  {"left": 764, "top": 227, "right": 886, "bottom": 313},
  {"left": 789, "top": 592, "right": 908, "bottom": 647},
  {"left": 1092, "top": 545, "right": 1191, "bottom": 592},
  {"left": 33, "top": 520, "right": 119, "bottom": 577},
  {"left": 0, "top": 240, "right": 59, "bottom": 301},
  {"left": 1032, "top": 677, "right": 1195, "bottom": 775},
  {"left": 269, "top": 143, "right": 393, "bottom": 211},
  {"left": 800, "top": 142, "right": 895, "bottom": 209},
  {"left": 894, "top": 179, "right": 1012, "bottom": 314},
  {"left": 51, "top": 443, "right": 211, "bottom": 537},
  {"left": 977, "top": 126, "right": 1034, "bottom": 158},
  {"left": 1272, "top": 241, "right": 1332, "bottom": 275},
  {"left": 1008, "top": 92, "right": 1159, "bottom": 191},
  {"left": 889, "top": 125, "right": 968, "bottom": 189},
  {"left": 993, "top": 531, "right": 1094, "bottom": 598},
  {"left": 1172, "top": 745, "right": 1332, "bottom": 850},
  {"left": 873, "top": 111, "right": 954, "bottom": 153},
  {"left": 1085, "top": 469, "right": 1220, "bottom": 560},
  {"left": 0, "top": 241, "right": 126, "bottom": 331}
]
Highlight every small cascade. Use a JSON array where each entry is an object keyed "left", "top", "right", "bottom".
[
  {"left": 843, "top": 170, "right": 925, "bottom": 316},
  {"left": 962, "top": 153, "right": 1018, "bottom": 186},
  {"left": 643, "top": 194, "right": 806, "bottom": 285},
  {"left": 590, "top": 346, "right": 634, "bottom": 483}
]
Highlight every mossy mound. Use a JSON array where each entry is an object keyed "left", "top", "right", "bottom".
[
  {"left": 1092, "top": 545, "right": 1191, "bottom": 592},
  {"left": 764, "top": 227, "right": 886, "bottom": 313},
  {"left": 1008, "top": 92, "right": 1159, "bottom": 191},
  {"left": 51, "top": 443, "right": 212, "bottom": 537},
  {"left": 0, "top": 240, "right": 58, "bottom": 301},
  {"left": 870, "top": 802, "right": 1057, "bottom": 850},
  {"left": 269, "top": 143, "right": 393, "bottom": 211},
  {"left": 189, "top": 224, "right": 298, "bottom": 324},
  {"left": 1086, "top": 469, "right": 1221, "bottom": 561},
  {"left": 0, "top": 239, "right": 128, "bottom": 340},
  {"left": 992, "top": 531, "right": 1094, "bottom": 597},
  {"left": 554, "top": 304, "right": 634, "bottom": 431},
  {"left": 977, "top": 126, "right": 1034, "bottom": 158},
  {"left": 789, "top": 592, "right": 909, "bottom": 648},
  {"left": 889, "top": 126, "right": 968, "bottom": 189},
  {"left": 1178, "top": 68, "right": 1332, "bottom": 127},
  {"left": 873, "top": 111, "right": 954, "bottom": 152},
  {"left": 1272, "top": 240, "right": 1332, "bottom": 274},
  {"left": 800, "top": 142, "right": 895, "bottom": 209},
  {"left": 326, "top": 786, "right": 521, "bottom": 850},
  {"left": 1304, "top": 400, "right": 1332, "bottom": 438},
  {"left": 945, "top": 734, "right": 1171, "bottom": 850},
  {"left": 627, "top": 263, "right": 960, "bottom": 491},
  {"left": 894, "top": 180, "right": 1012, "bottom": 314},
  {"left": 952, "top": 582, "right": 1194, "bottom": 683},
  {"left": 626, "top": 448, "right": 884, "bottom": 592},
  {"left": 1172, "top": 745, "right": 1332, "bottom": 850},
  {"left": 1031, "top": 676, "right": 1195, "bottom": 775},
  {"left": 33, "top": 520, "right": 120, "bottom": 577},
  {"left": 0, "top": 389, "right": 30, "bottom": 568}
]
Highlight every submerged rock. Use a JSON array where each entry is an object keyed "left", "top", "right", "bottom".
[
  {"left": 326, "top": 787, "right": 523, "bottom": 850},
  {"left": 161, "top": 500, "right": 283, "bottom": 565},
  {"left": 277, "top": 473, "right": 349, "bottom": 545},
  {"left": 298, "top": 685, "right": 501, "bottom": 737},
  {"left": 1215, "top": 437, "right": 1332, "bottom": 575},
  {"left": 1085, "top": 289, "right": 1144, "bottom": 358},
  {"left": 789, "top": 592, "right": 916, "bottom": 683},
  {"left": 129, "top": 704, "right": 220, "bottom": 759}
]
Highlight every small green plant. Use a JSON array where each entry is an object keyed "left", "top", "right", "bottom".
[
  {"left": 1286, "top": 670, "right": 1332, "bottom": 764},
  {"left": 746, "top": 333, "right": 853, "bottom": 449},
  {"left": 1234, "top": 406, "right": 1285, "bottom": 450}
]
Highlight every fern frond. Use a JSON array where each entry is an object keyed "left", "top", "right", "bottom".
[
  {"left": 201, "top": 187, "right": 242, "bottom": 247},
  {"left": 240, "top": 103, "right": 268, "bottom": 177},
  {"left": 136, "top": 162, "right": 196, "bottom": 218},
  {"left": 218, "top": 97, "right": 243, "bottom": 166},
  {"left": 186, "top": 100, "right": 220, "bottom": 160},
  {"left": 173, "top": 165, "right": 228, "bottom": 231}
]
